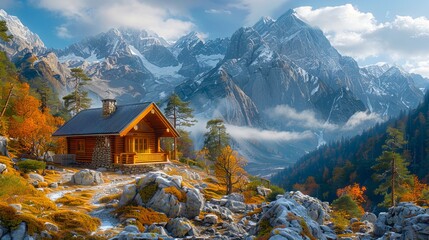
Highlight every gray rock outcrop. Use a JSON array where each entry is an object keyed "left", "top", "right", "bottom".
[
  {"left": 165, "top": 218, "right": 198, "bottom": 238},
  {"left": 118, "top": 171, "right": 204, "bottom": 219},
  {"left": 375, "top": 202, "right": 429, "bottom": 239},
  {"left": 254, "top": 191, "right": 335, "bottom": 240},
  {"left": 70, "top": 169, "right": 104, "bottom": 185}
]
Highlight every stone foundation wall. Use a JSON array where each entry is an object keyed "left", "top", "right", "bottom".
[
  {"left": 91, "top": 136, "right": 112, "bottom": 169},
  {"left": 108, "top": 164, "right": 165, "bottom": 175}
]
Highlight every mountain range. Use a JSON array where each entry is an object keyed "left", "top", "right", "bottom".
[{"left": 1, "top": 8, "right": 428, "bottom": 175}]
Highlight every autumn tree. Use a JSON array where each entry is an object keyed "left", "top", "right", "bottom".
[
  {"left": 164, "top": 93, "right": 196, "bottom": 160},
  {"left": 214, "top": 145, "right": 247, "bottom": 194},
  {"left": 8, "top": 84, "right": 64, "bottom": 159},
  {"left": 293, "top": 176, "right": 320, "bottom": 196},
  {"left": 203, "top": 119, "right": 230, "bottom": 162},
  {"left": 400, "top": 175, "right": 429, "bottom": 202},
  {"left": 63, "top": 68, "right": 91, "bottom": 115},
  {"left": 372, "top": 127, "right": 412, "bottom": 207}
]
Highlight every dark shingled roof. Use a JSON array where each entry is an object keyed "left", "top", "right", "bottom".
[{"left": 53, "top": 102, "right": 151, "bottom": 136}]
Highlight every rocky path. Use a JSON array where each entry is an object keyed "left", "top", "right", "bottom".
[{"left": 45, "top": 168, "right": 139, "bottom": 235}]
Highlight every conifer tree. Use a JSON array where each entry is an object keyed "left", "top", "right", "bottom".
[
  {"left": 0, "top": 20, "right": 12, "bottom": 42},
  {"left": 372, "top": 127, "right": 412, "bottom": 207},
  {"left": 203, "top": 119, "right": 230, "bottom": 162},
  {"left": 164, "top": 93, "right": 196, "bottom": 160},
  {"left": 63, "top": 68, "right": 91, "bottom": 115}
]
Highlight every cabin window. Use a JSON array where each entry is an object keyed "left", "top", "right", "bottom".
[
  {"left": 125, "top": 137, "right": 150, "bottom": 153},
  {"left": 76, "top": 139, "right": 85, "bottom": 153}
]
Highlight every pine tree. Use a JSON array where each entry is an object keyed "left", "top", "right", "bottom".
[
  {"left": 63, "top": 68, "right": 91, "bottom": 115},
  {"left": 372, "top": 127, "right": 412, "bottom": 207},
  {"left": 203, "top": 119, "right": 230, "bottom": 162},
  {"left": 164, "top": 93, "right": 196, "bottom": 160}
]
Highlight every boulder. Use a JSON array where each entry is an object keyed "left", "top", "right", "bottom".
[
  {"left": 0, "top": 163, "right": 7, "bottom": 174},
  {"left": 204, "top": 202, "right": 234, "bottom": 221},
  {"left": 28, "top": 173, "right": 44, "bottom": 182},
  {"left": 284, "top": 191, "right": 330, "bottom": 224},
  {"left": 10, "top": 222, "right": 26, "bottom": 240},
  {"left": 257, "top": 186, "right": 272, "bottom": 197},
  {"left": 165, "top": 218, "right": 197, "bottom": 238},
  {"left": 119, "top": 172, "right": 204, "bottom": 219},
  {"left": 255, "top": 192, "right": 334, "bottom": 240},
  {"left": 361, "top": 212, "right": 377, "bottom": 224},
  {"left": 70, "top": 169, "right": 103, "bottom": 185},
  {"left": 48, "top": 182, "right": 58, "bottom": 188},
  {"left": 204, "top": 214, "right": 219, "bottom": 225}
]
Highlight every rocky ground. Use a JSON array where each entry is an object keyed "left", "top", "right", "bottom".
[{"left": 1, "top": 157, "right": 429, "bottom": 240}]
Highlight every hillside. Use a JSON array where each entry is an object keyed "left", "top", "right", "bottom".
[{"left": 272, "top": 92, "right": 429, "bottom": 205}]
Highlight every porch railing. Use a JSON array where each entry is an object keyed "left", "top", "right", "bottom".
[{"left": 114, "top": 152, "right": 168, "bottom": 164}]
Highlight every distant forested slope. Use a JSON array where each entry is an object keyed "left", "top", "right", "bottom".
[{"left": 272, "top": 92, "right": 429, "bottom": 205}]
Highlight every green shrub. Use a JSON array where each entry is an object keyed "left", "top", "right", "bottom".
[
  {"left": 332, "top": 194, "right": 362, "bottom": 218},
  {"left": 17, "top": 160, "right": 46, "bottom": 173},
  {"left": 266, "top": 185, "right": 285, "bottom": 202},
  {"left": 0, "top": 175, "right": 33, "bottom": 197}
]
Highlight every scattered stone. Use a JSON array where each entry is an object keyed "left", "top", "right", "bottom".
[
  {"left": 0, "top": 163, "right": 7, "bottom": 174},
  {"left": 48, "top": 182, "right": 58, "bottom": 188},
  {"left": 146, "top": 224, "right": 168, "bottom": 235},
  {"left": 41, "top": 230, "right": 52, "bottom": 239},
  {"left": 0, "top": 136, "right": 9, "bottom": 157},
  {"left": 123, "top": 225, "right": 140, "bottom": 233},
  {"left": 257, "top": 186, "right": 272, "bottom": 197},
  {"left": 96, "top": 167, "right": 107, "bottom": 172},
  {"left": 28, "top": 173, "right": 44, "bottom": 182},
  {"left": 203, "top": 214, "right": 218, "bottom": 225},
  {"left": 9, "top": 204, "right": 22, "bottom": 211},
  {"left": 165, "top": 218, "right": 197, "bottom": 238},
  {"left": 44, "top": 222, "right": 59, "bottom": 232},
  {"left": 70, "top": 169, "right": 104, "bottom": 185}
]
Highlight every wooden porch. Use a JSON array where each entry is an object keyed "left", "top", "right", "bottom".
[{"left": 113, "top": 152, "right": 169, "bottom": 165}]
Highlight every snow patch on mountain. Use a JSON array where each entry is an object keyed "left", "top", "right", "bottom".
[{"left": 128, "top": 45, "right": 182, "bottom": 78}]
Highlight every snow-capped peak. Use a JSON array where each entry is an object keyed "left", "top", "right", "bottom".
[
  {"left": 173, "top": 31, "right": 205, "bottom": 49},
  {"left": 0, "top": 9, "right": 45, "bottom": 50}
]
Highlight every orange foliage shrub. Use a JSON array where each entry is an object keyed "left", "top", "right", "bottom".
[
  {"left": 337, "top": 183, "right": 367, "bottom": 204},
  {"left": 401, "top": 175, "right": 429, "bottom": 202},
  {"left": 114, "top": 206, "right": 169, "bottom": 232},
  {"left": 164, "top": 186, "right": 187, "bottom": 202}
]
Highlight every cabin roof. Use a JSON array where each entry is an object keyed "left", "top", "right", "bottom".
[{"left": 52, "top": 102, "right": 179, "bottom": 137}]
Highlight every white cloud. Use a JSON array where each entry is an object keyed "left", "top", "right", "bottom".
[
  {"left": 343, "top": 111, "right": 383, "bottom": 130},
  {"left": 205, "top": 9, "right": 232, "bottom": 15},
  {"left": 294, "top": 4, "right": 429, "bottom": 77},
  {"left": 270, "top": 105, "right": 337, "bottom": 130},
  {"left": 226, "top": 124, "right": 313, "bottom": 142},
  {"left": 30, "top": 0, "right": 195, "bottom": 41},
  {"left": 230, "top": 0, "right": 289, "bottom": 25},
  {"left": 56, "top": 25, "right": 72, "bottom": 38}
]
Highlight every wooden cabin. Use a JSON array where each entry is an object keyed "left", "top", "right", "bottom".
[{"left": 52, "top": 100, "right": 179, "bottom": 167}]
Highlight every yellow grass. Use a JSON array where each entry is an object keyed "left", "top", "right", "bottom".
[{"left": 114, "top": 206, "right": 169, "bottom": 232}]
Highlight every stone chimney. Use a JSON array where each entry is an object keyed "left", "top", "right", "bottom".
[{"left": 102, "top": 99, "right": 116, "bottom": 117}]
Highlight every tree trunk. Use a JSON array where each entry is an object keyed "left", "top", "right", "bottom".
[
  {"left": 0, "top": 84, "right": 14, "bottom": 119},
  {"left": 173, "top": 106, "right": 177, "bottom": 160},
  {"left": 391, "top": 155, "right": 396, "bottom": 207}
]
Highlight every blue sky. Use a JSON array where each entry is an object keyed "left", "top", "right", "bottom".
[{"left": 2, "top": 0, "right": 429, "bottom": 76}]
